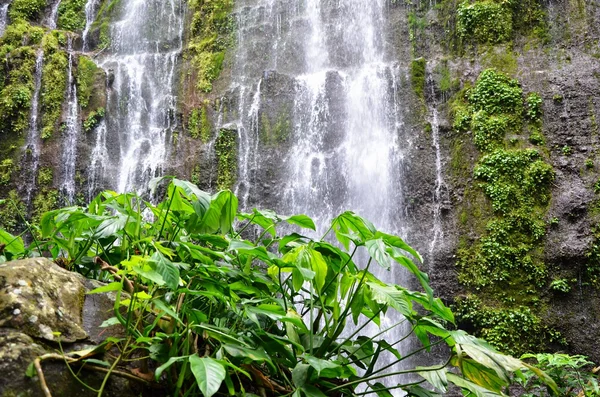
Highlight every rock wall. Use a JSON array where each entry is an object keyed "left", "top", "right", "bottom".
[{"left": 1, "top": 0, "right": 600, "bottom": 362}]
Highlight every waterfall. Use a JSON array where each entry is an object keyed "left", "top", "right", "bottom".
[
  {"left": 87, "top": 120, "right": 108, "bottom": 199},
  {"left": 95, "top": 0, "right": 185, "bottom": 193},
  {"left": 0, "top": 2, "right": 10, "bottom": 36},
  {"left": 61, "top": 37, "right": 79, "bottom": 203},
  {"left": 426, "top": 76, "right": 448, "bottom": 260},
  {"left": 228, "top": 0, "right": 409, "bottom": 382},
  {"left": 82, "top": 0, "right": 101, "bottom": 51},
  {"left": 429, "top": 107, "right": 445, "bottom": 257},
  {"left": 21, "top": 49, "right": 44, "bottom": 206},
  {"left": 45, "top": 0, "right": 61, "bottom": 29}
]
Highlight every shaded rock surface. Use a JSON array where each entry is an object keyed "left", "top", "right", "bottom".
[{"left": 0, "top": 258, "right": 155, "bottom": 397}]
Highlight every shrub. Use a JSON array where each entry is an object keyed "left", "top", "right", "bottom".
[{"left": 1, "top": 178, "right": 559, "bottom": 396}]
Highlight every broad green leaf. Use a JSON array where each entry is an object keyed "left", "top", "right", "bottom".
[
  {"left": 94, "top": 214, "right": 128, "bottom": 238},
  {"left": 222, "top": 344, "right": 271, "bottom": 363},
  {"left": 303, "top": 355, "right": 340, "bottom": 375},
  {"left": 292, "top": 363, "right": 310, "bottom": 387},
  {"left": 416, "top": 366, "right": 448, "bottom": 393},
  {"left": 189, "top": 355, "right": 226, "bottom": 397},
  {"left": 150, "top": 251, "right": 180, "bottom": 290},
  {"left": 366, "top": 238, "right": 391, "bottom": 270},
  {"left": 87, "top": 282, "right": 123, "bottom": 294},
  {"left": 521, "top": 362, "right": 559, "bottom": 395},
  {"left": 200, "top": 191, "right": 238, "bottom": 234},
  {"left": 387, "top": 248, "right": 433, "bottom": 302},
  {"left": 155, "top": 356, "right": 188, "bottom": 380},
  {"left": 152, "top": 299, "right": 181, "bottom": 325},
  {"left": 446, "top": 373, "right": 504, "bottom": 397},
  {"left": 286, "top": 214, "right": 316, "bottom": 231},
  {"left": 375, "top": 231, "right": 422, "bottom": 262},
  {"left": 25, "top": 361, "right": 36, "bottom": 377},
  {"left": 0, "top": 229, "right": 24, "bottom": 256},
  {"left": 367, "top": 282, "right": 413, "bottom": 318},
  {"left": 459, "top": 358, "right": 507, "bottom": 392}
]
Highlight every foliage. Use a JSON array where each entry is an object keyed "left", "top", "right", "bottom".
[
  {"left": 215, "top": 128, "right": 237, "bottom": 190},
  {"left": 410, "top": 57, "right": 426, "bottom": 101},
  {"left": 187, "top": 0, "right": 235, "bottom": 92},
  {"left": 451, "top": 69, "right": 557, "bottom": 354},
  {"left": 188, "top": 107, "right": 212, "bottom": 142},
  {"left": 517, "top": 353, "right": 599, "bottom": 396},
  {"left": 83, "top": 107, "right": 105, "bottom": 132},
  {"left": 57, "top": 0, "right": 88, "bottom": 31},
  {"left": 76, "top": 55, "right": 100, "bottom": 109},
  {"left": 0, "top": 159, "right": 14, "bottom": 185},
  {"left": 8, "top": 0, "right": 46, "bottom": 22},
  {"left": 40, "top": 40, "right": 69, "bottom": 140},
  {"left": 0, "top": 25, "right": 40, "bottom": 136},
  {"left": 457, "top": 1, "right": 513, "bottom": 44},
  {"left": 1, "top": 178, "right": 559, "bottom": 396},
  {"left": 454, "top": 296, "right": 561, "bottom": 356}
]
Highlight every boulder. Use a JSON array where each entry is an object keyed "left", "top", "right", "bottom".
[{"left": 0, "top": 258, "right": 156, "bottom": 396}]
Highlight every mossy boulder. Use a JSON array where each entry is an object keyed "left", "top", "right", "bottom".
[{"left": 0, "top": 258, "right": 88, "bottom": 342}]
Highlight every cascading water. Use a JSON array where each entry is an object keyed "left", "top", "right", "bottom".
[
  {"left": 45, "top": 0, "right": 61, "bottom": 29},
  {"left": 426, "top": 77, "right": 448, "bottom": 260},
  {"left": 21, "top": 49, "right": 44, "bottom": 205},
  {"left": 228, "top": 0, "right": 409, "bottom": 385},
  {"left": 61, "top": 37, "right": 79, "bottom": 203},
  {"left": 0, "top": 2, "right": 11, "bottom": 36},
  {"left": 82, "top": 0, "right": 101, "bottom": 50},
  {"left": 94, "top": 0, "right": 185, "bottom": 193}
]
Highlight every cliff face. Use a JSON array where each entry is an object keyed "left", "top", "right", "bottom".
[
  {"left": 1, "top": 0, "right": 600, "bottom": 361},
  {"left": 385, "top": 0, "right": 600, "bottom": 360}
]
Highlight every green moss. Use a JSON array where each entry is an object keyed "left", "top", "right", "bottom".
[
  {"left": 191, "top": 164, "right": 201, "bottom": 186},
  {"left": 186, "top": 0, "right": 235, "bottom": 93},
  {"left": 457, "top": 1, "right": 513, "bottom": 44},
  {"left": 37, "top": 167, "right": 53, "bottom": 186},
  {"left": 0, "top": 44, "right": 37, "bottom": 136},
  {"left": 0, "top": 190, "right": 25, "bottom": 232},
  {"left": 32, "top": 188, "right": 59, "bottom": 224},
  {"left": 215, "top": 128, "right": 237, "bottom": 190},
  {"left": 8, "top": 0, "right": 47, "bottom": 22},
  {"left": 188, "top": 106, "right": 211, "bottom": 142},
  {"left": 481, "top": 47, "right": 518, "bottom": 76},
  {"left": 57, "top": 0, "right": 87, "bottom": 31},
  {"left": 1, "top": 19, "right": 44, "bottom": 47},
  {"left": 451, "top": 69, "right": 557, "bottom": 355},
  {"left": 260, "top": 109, "right": 291, "bottom": 144},
  {"left": 0, "top": 159, "right": 14, "bottom": 185},
  {"left": 76, "top": 55, "right": 99, "bottom": 109},
  {"left": 454, "top": 296, "right": 564, "bottom": 355},
  {"left": 40, "top": 48, "right": 69, "bottom": 139},
  {"left": 410, "top": 57, "right": 426, "bottom": 102}
]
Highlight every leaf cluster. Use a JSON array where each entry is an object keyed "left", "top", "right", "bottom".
[{"left": 1, "top": 178, "right": 559, "bottom": 396}]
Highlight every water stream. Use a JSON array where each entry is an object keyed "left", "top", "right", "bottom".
[
  {"left": 95, "top": 0, "right": 185, "bottom": 193},
  {"left": 21, "top": 49, "right": 44, "bottom": 206},
  {"left": 45, "top": 0, "right": 61, "bottom": 29},
  {"left": 228, "top": 0, "right": 409, "bottom": 385},
  {"left": 0, "top": 2, "right": 10, "bottom": 36},
  {"left": 61, "top": 38, "right": 79, "bottom": 203},
  {"left": 82, "top": 0, "right": 101, "bottom": 50}
]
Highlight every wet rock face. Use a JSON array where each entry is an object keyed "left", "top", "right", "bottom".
[{"left": 0, "top": 258, "right": 145, "bottom": 397}]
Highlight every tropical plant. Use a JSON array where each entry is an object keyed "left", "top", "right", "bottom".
[
  {"left": 516, "top": 353, "right": 599, "bottom": 396},
  {"left": 0, "top": 178, "right": 558, "bottom": 396}
]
